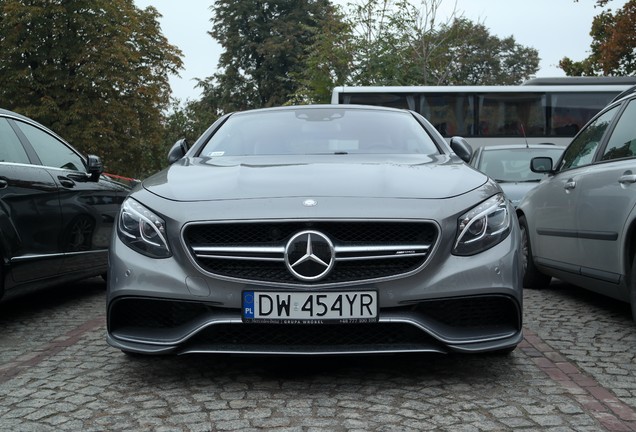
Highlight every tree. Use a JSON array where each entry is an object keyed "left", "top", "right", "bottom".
[
  {"left": 346, "top": 0, "right": 420, "bottom": 86},
  {"left": 429, "top": 18, "right": 540, "bottom": 85},
  {"left": 0, "top": 0, "right": 183, "bottom": 178},
  {"left": 162, "top": 93, "right": 222, "bottom": 154},
  {"left": 289, "top": 4, "right": 354, "bottom": 104},
  {"left": 204, "top": 0, "right": 336, "bottom": 112},
  {"left": 344, "top": 0, "right": 539, "bottom": 86},
  {"left": 560, "top": 0, "right": 636, "bottom": 76}
]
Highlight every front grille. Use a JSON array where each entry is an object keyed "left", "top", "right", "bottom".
[{"left": 183, "top": 221, "right": 438, "bottom": 285}]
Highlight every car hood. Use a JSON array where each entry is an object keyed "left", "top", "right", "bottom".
[
  {"left": 142, "top": 155, "right": 488, "bottom": 201},
  {"left": 498, "top": 181, "right": 541, "bottom": 207}
]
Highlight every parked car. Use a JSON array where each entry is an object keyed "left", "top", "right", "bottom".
[
  {"left": 469, "top": 144, "right": 565, "bottom": 207},
  {"left": 0, "top": 108, "right": 130, "bottom": 301},
  {"left": 518, "top": 86, "right": 636, "bottom": 321},
  {"left": 107, "top": 105, "right": 523, "bottom": 356}
]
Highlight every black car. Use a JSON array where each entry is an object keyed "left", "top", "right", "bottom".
[{"left": 0, "top": 108, "right": 130, "bottom": 301}]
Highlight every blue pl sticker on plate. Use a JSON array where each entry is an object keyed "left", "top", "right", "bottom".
[{"left": 243, "top": 291, "right": 255, "bottom": 319}]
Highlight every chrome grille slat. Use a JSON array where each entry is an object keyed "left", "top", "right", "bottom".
[{"left": 183, "top": 221, "right": 439, "bottom": 285}]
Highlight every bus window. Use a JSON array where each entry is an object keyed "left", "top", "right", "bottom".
[
  {"left": 331, "top": 81, "right": 636, "bottom": 146},
  {"left": 477, "top": 93, "right": 545, "bottom": 137},
  {"left": 339, "top": 93, "right": 415, "bottom": 110},
  {"left": 419, "top": 93, "right": 474, "bottom": 137},
  {"left": 550, "top": 92, "right": 617, "bottom": 137}
]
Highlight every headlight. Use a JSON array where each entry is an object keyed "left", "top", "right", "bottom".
[
  {"left": 453, "top": 193, "right": 511, "bottom": 256},
  {"left": 117, "top": 198, "right": 171, "bottom": 258}
]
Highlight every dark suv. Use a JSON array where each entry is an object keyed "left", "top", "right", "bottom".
[
  {"left": 0, "top": 108, "right": 130, "bottom": 301},
  {"left": 518, "top": 86, "right": 636, "bottom": 321}
]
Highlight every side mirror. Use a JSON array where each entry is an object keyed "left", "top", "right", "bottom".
[
  {"left": 449, "top": 136, "right": 473, "bottom": 163},
  {"left": 86, "top": 154, "right": 104, "bottom": 182},
  {"left": 168, "top": 138, "right": 189, "bottom": 165},
  {"left": 530, "top": 156, "right": 553, "bottom": 173}
]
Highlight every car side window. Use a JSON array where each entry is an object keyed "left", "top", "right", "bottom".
[
  {"left": 0, "top": 118, "right": 30, "bottom": 164},
  {"left": 14, "top": 120, "right": 85, "bottom": 171},
  {"left": 559, "top": 105, "right": 619, "bottom": 171},
  {"left": 601, "top": 99, "right": 636, "bottom": 161}
]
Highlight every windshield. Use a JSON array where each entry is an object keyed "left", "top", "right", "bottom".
[
  {"left": 199, "top": 107, "right": 440, "bottom": 157},
  {"left": 479, "top": 147, "right": 565, "bottom": 182}
]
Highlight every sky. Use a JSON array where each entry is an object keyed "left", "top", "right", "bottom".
[{"left": 133, "top": 0, "right": 626, "bottom": 101}]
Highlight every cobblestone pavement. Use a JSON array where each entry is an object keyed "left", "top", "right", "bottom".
[{"left": 0, "top": 278, "right": 635, "bottom": 431}]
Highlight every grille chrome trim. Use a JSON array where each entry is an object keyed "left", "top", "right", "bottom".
[
  {"left": 193, "top": 246, "right": 286, "bottom": 262},
  {"left": 191, "top": 244, "right": 430, "bottom": 262}
]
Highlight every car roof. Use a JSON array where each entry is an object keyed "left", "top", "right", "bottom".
[
  {"left": 231, "top": 104, "right": 409, "bottom": 116},
  {"left": 610, "top": 85, "right": 636, "bottom": 103},
  {"left": 479, "top": 143, "right": 566, "bottom": 151},
  {"left": 0, "top": 107, "right": 36, "bottom": 123},
  {"left": 0, "top": 107, "right": 72, "bottom": 146}
]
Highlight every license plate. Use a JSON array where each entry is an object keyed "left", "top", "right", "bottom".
[{"left": 242, "top": 291, "right": 378, "bottom": 323}]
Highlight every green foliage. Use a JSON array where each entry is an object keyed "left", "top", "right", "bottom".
[
  {"left": 560, "top": 0, "right": 636, "bottom": 76},
  {"left": 204, "top": 0, "right": 336, "bottom": 112},
  {"left": 344, "top": 1, "right": 539, "bottom": 86},
  {"left": 0, "top": 0, "right": 183, "bottom": 178},
  {"left": 162, "top": 94, "right": 223, "bottom": 155},
  {"left": 192, "top": 0, "right": 540, "bottom": 121},
  {"left": 289, "top": 4, "right": 354, "bottom": 104},
  {"left": 430, "top": 19, "right": 540, "bottom": 85},
  {"left": 347, "top": 0, "right": 420, "bottom": 86}
]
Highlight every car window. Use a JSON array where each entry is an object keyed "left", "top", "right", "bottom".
[
  {"left": 14, "top": 120, "right": 85, "bottom": 171},
  {"left": 0, "top": 118, "right": 30, "bottom": 164},
  {"left": 558, "top": 105, "right": 619, "bottom": 171},
  {"left": 601, "top": 99, "right": 636, "bottom": 161},
  {"left": 200, "top": 108, "right": 440, "bottom": 156},
  {"left": 480, "top": 147, "right": 564, "bottom": 182}
]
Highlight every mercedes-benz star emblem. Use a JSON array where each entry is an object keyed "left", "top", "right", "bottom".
[
  {"left": 303, "top": 199, "right": 317, "bottom": 207},
  {"left": 284, "top": 230, "right": 335, "bottom": 281}
]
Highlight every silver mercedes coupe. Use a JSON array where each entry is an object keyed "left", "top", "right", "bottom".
[{"left": 106, "top": 105, "right": 523, "bottom": 356}]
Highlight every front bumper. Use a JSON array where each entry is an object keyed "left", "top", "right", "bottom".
[{"left": 107, "top": 294, "right": 522, "bottom": 355}]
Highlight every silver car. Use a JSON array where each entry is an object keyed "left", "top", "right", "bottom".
[
  {"left": 469, "top": 144, "right": 565, "bottom": 207},
  {"left": 107, "top": 105, "right": 523, "bottom": 356},
  {"left": 518, "top": 87, "right": 636, "bottom": 321}
]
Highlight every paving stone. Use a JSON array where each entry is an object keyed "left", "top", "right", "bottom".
[{"left": 1, "top": 278, "right": 636, "bottom": 431}]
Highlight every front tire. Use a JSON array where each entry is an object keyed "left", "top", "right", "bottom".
[
  {"left": 630, "top": 255, "right": 636, "bottom": 323},
  {"left": 519, "top": 215, "right": 551, "bottom": 289}
]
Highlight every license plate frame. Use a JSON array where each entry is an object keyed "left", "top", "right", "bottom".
[{"left": 242, "top": 290, "right": 378, "bottom": 324}]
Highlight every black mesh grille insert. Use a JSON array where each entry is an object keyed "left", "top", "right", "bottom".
[
  {"left": 186, "top": 322, "right": 436, "bottom": 349},
  {"left": 410, "top": 295, "right": 521, "bottom": 330}
]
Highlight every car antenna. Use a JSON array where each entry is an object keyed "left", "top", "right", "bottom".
[{"left": 520, "top": 123, "right": 529, "bottom": 148}]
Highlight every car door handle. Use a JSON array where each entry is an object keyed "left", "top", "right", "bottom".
[
  {"left": 619, "top": 174, "right": 636, "bottom": 184},
  {"left": 57, "top": 176, "right": 75, "bottom": 188},
  {"left": 0, "top": 179, "right": 7, "bottom": 189},
  {"left": 564, "top": 180, "right": 576, "bottom": 190}
]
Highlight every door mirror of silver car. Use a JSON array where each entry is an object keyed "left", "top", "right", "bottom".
[
  {"left": 86, "top": 154, "right": 104, "bottom": 182},
  {"left": 168, "top": 138, "right": 189, "bottom": 165},
  {"left": 449, "top": 136, "right": 473, "bottom": 163},
  {"left": 530, "top": 156, "right": 553, "bottom": 173}
]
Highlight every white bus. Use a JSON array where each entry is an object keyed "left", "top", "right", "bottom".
[{"left": 331, "top": 77, "right": 636, "bottom": 147}]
